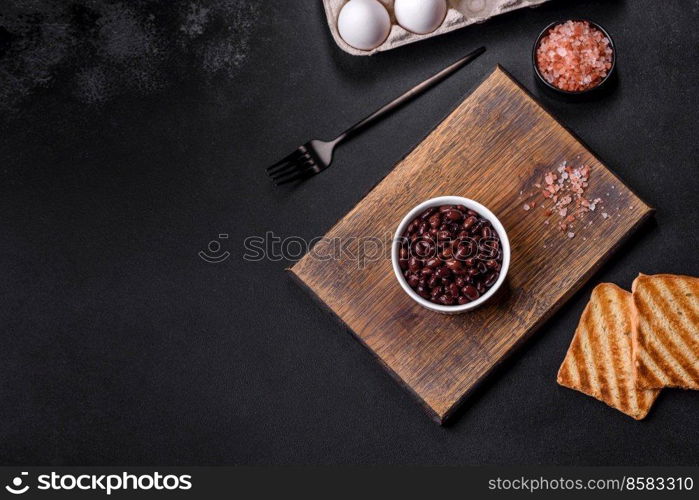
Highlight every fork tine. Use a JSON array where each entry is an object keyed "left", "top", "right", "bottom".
[
  {"left": 267, "top": 161, "right": 298, "bottom": 179},
  {"left": 266, "top": 149, "right": 303, "bottom": 173},
  {"left": 267, "top": 159, "right": 297, "bottom": 176},
  {"left": 273, "top": 159, "right": 316, "bottom": 185},
  {"left": 266, "top": 148, "right": 299, "bottom": 171},
  {"left": 269, "top": 153, "right": 313, "bottom": 180},
  {"left": 273, "top": 166, "right": 310, "bottom": 184},
  {"left": 275, "top": 170, "right": 313, "bottom": 185}
]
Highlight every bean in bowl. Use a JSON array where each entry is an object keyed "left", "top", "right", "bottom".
[{"left": 397, "top": 204, "right": 503, "bottom": 306}]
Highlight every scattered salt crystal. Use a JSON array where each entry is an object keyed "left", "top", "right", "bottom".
[
  {"left": 568, "top": 232, "right": 575, "bottom": 239},
  {"left": 525, "top": 161, "right": 607, "bottom": 240},
  {"left": 602, "top": 212, "right": 609, "bottom": 219}
]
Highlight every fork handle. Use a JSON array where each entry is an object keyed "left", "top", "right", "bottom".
[{"left": 332, "top": 46, "right": 486, "bottom": 145}]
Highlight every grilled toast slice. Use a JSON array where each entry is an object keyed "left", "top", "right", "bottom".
[
  {"left": 558, "top": 283, "right": 659, "bottom": 420},
  {"left": 631, "top": 273, "right": 699, "bottom": 390}
]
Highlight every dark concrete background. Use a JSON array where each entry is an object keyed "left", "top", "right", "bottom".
[{"left": 0, "top": 0, "right": 697, "bottom": 465}]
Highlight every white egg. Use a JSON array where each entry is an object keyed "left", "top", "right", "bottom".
[
  {"left": 394, "top": 0, "right": 447, "bottom": 35},
  {"left": 337, "top": 0, "right": 391, "bottom": 51}
]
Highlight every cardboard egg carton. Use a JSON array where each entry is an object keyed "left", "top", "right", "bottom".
[{"left": 323, "top": 0, "right": 551, "bottom": 55}]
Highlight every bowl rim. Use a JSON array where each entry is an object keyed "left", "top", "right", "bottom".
[
  {"left": 532, "top": 19, "right": 616, "bottom": 96},
  {"left": 391, "top": 196, "right": 510, "bottom": 313}
]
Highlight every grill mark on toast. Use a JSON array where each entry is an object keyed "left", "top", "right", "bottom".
[
  {"left": 639, "top": 329, "right": 689, "bottom": 387},
  {"left": 653, "top": 279, "right": 699, "bottom": 371},
  {"left": 633, "top": 294, "right": 653, "bottom": 349},
  {"left": 592, "top": 286, "right": 619, "bottom": 406},
  {"left": 609, "top": 287, "right": 630, "bottom": 410},
  {"left": 642, "top": 280, "right": 699, "bottom": 383},
  {"left": 623, "top": 281, "right": 660, "bottom": 416},
  {"left": 634, "top": 284, "right": 690, "bottom": 386},
  {"left": 612, "top": 290, "right": 634, "bottom": 412},
  {"left": 622, "top": 325, "right": 641, "bottom": 411},
  {"left": 633, "top": 274, "right": 699, "bottom": 389},
  {"left": 637, "top": 347, "right": 670, "bottom": 388},
  {"left": 557, "top": 357, "right": 572, "bottom": 386},
  {"left": 668, "top": 278, "right": 699, "bottom": 354},
  {"left": 557, "top": 361, "right": 568, "bottom": 385},
  {"left": 558, "top": 352, "right": 581, "bottom": 388},
  {"left": 569, "top": 330, "right": 589, "bottom": 389},
  {"left": 578, "top": 318, "right": 600, "bottom": 394},
  {"left": 559, "top": 284, "right": 658, "bottom": 419},
  {"left": 662, "top": 278, "right": 699, "bottom": 389},
  {"left": 617, "top": 325, "right": 638, "bottom": 414},
  {"left": 558, "top": 297, "right": 592, "bottom": 391},
  {"left": 671, "top": 278, "right": 699, "bottom": 323},
  {"left": 630, "top": 286, "right": 644, "bottom": 393},
  {"left": 566, "top": 350, "right": 581, "bottom": 387},
  {"left": 605, "top": 285, "right": 658, "bottom": 418},
  {"left": 586, "top": 296, "right": 609, "bottom": 400}
]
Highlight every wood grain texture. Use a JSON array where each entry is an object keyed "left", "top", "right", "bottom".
[{"left": 290, "top": 66, "right": 652, "bottom": 424}]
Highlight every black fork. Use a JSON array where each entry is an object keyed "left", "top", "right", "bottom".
[{"left": 266, "top": 46, "right": 485, "bottom": 185}]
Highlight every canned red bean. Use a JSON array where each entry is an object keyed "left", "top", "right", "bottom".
[{"left": 398, "top": 204, "right": 503, "bottom": 306}]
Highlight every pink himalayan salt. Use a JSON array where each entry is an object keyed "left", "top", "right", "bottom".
[{"left": 536, "top": 20, "right": 613, "bottom": 92}]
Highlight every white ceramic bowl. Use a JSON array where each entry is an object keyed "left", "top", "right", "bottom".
[{"left": 391, "top": 196, "right": 510, "bottom": 314}]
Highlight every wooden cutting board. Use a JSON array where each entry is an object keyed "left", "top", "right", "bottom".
[{"left": 290, "top": 66, "right": 652, "bottom": 424}]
